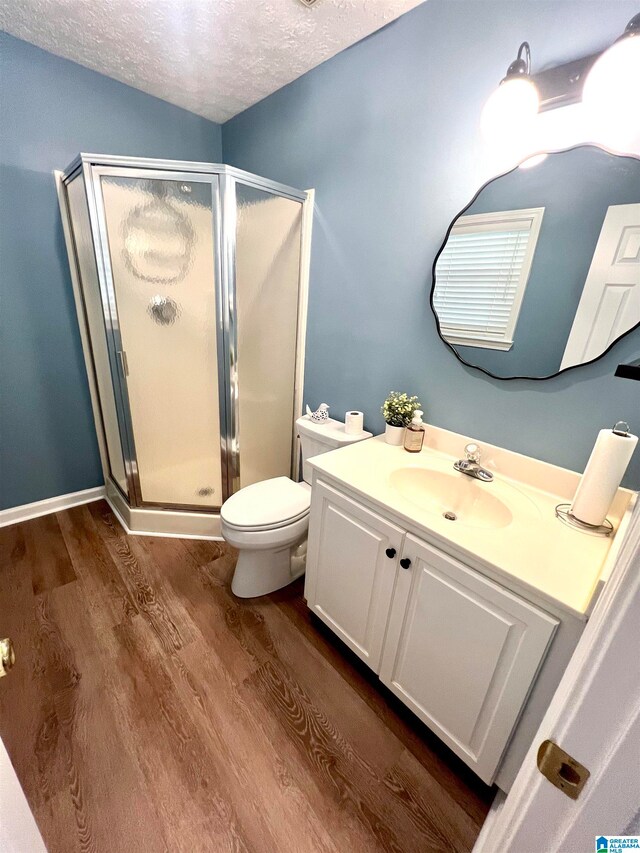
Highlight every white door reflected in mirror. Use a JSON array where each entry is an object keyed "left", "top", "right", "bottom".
[{"left": 561, "top": 203, "right": 640, "bottom": 369}]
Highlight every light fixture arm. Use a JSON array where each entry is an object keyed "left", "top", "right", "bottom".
[
  {"left": 621, "top": 12, "right": 640, "bottom": 38},
  {"left": 503, "top": 41, "right": 532, "bottom": 81}
]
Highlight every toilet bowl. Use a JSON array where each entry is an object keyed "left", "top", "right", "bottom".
[
  {"left": 221, "top": 478, "right": 311, "bottom": 598},
  {"left": 222, "top": 415, "right": 371, "bottom": 598}
]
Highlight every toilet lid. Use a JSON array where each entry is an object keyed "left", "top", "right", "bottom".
[{"left": 221, "top": 477, "right": 311, "bottom": 529}]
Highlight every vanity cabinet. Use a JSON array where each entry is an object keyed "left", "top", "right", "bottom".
[
  {"left": 379, "top": 534, "right": 558, "bottom": 783},
  {"left": 305, "top": 480, "right": 404, "bottom": 672},
  {"left": 305, "top": 479, "right": 560, "bottom": 785},
  {"left": 303, "top": 428, "right": 634, "bottom": 790}
]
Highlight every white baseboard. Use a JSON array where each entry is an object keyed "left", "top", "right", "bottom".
[{"left": 0, "top": 486, "right": 106, "bottom": 528}]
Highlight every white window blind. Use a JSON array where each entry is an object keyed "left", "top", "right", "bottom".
[{"left": 434, "top": 207, "right": 544, "bottom": 350}]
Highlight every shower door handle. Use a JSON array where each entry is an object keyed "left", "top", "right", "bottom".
[{"left": 117, "top": 350, "right": 129, "bottom": 377}]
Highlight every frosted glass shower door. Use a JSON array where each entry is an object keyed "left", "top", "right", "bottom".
[
  {"left": 97, "top": 173, "right": 223, "bottom": 509},
  {"left": 235, "top": 184, "right": 304, "bottom": 488}
]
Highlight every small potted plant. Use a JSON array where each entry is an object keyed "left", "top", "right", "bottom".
[{"left": 381, "top": 391, "right": 422, "bottom": 445}]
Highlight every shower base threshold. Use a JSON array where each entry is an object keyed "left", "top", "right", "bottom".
[{"left": 106, "top": 479, "right": 223, "bottom": 540}]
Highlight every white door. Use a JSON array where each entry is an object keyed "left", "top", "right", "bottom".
[
  {"left": 474, "top": 502, "right": 640, "bottom": 853},
  {"left": 0, "top": 739, "right": 47, "bottom": 853},
  {"left": 0, "top": 638, "right": 47, "bottom": 853},
  {"left": 304, "top": 481, "right": 404, "bottom": 673},
  {"left": 380, "top": 535, "right": 558, "bottom": 784},
  {"left": 561, "top": 203, "right": 640, "bottom": 369}
]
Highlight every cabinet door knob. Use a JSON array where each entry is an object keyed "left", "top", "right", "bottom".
[
  {"left": 400, "top": 557, "right": 411, "bottom": 570},
  {"left": 385, "top": 548, "right": 396, "bottom": 559}
]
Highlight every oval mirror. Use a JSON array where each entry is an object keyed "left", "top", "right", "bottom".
[{"left": 431, "top": 145, "right": 640, "bottom": 379}]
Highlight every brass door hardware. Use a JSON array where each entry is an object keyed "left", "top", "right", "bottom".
[
  {"left": 537, "top": 739, "right": 590, "bottom": 800},
  {"left": 0, "top": 637, "right": 15, "bottom": 677}
]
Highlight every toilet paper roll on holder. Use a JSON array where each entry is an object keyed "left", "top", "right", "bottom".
[{"left": 555, "top": 421, "right": 631, "bottom": 537}]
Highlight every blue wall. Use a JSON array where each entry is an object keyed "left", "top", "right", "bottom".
[
  {"left": 457, "top": 146, "right": 640, "bottom": 377},
  {"left": 222, "top": 0, "right": 640, "bottom": 488},
  {"left": 2, "top": 3, "right": 639, "bottom": 508},
  {"left": 0, "top": 33, "right": 222, "bottom": 509}
]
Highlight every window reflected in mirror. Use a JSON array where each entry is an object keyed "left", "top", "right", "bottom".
[{"left": 434, "top": 207, "right": 544, "bottom": 352}]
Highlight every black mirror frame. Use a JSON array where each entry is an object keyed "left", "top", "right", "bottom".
[{"left": 429, "top": 143, "right": 640, "bottom": 381}]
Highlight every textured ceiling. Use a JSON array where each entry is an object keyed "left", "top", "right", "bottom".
[{"left": 0, "top": 0, "right": 424, "bottom": 123}]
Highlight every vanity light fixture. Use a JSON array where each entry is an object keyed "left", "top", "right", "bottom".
[
  {"left": 482, "top": 14, "right": 640, "bottom": 149},
  {"left": 582, "top": 13, "right": 640, "bottom": 149},
  {"left": 480, "top": 42, "right": 539, "bottom": 142}
]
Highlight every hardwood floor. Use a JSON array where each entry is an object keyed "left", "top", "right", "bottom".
[{"left": 0, "top": 501, "right": 493, "bottom": 852}]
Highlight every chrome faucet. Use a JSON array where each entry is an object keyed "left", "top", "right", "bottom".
[{"left": 454, "top": 443, "right": 493, "bottom": 482}]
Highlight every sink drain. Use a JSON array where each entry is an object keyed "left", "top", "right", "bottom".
[{"left": 443, "top": 511, "right": 457, "bottom": 521}]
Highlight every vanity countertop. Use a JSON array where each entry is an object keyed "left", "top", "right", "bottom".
[{"left": 308, "top": 427, "right": 636, "bottom": 618}]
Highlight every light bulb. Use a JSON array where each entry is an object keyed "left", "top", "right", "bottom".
[
  {"left": 480, "top": 77, "right": 540, "bottom": 142},
  {"left": 583, "top": 35, "right": 640, "bottom": 151}
]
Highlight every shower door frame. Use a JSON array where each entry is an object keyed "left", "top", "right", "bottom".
[{"left": 60, "top": 154, "right": 309, "bottom": 515}]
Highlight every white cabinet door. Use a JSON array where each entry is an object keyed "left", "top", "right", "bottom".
[
  {"left": 380, "top": 534, "right": 558, "bottom": 784},
  {"left": 305, "top": 480, "right": 404, "bottom": 672}
]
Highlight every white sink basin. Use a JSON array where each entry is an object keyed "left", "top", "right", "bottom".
[{"left": 389, "top": 467, "right": 538, "bottom": 530}]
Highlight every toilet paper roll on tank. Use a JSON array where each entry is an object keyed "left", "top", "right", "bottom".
[{"left": 345, "top": 411, "right": 364, "bottom": 435}]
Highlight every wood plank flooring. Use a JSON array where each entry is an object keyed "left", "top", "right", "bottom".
[{"left": 0, "top": 501, "right": 493, "bottom": 852}]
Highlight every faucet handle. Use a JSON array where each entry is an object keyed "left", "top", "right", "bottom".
[{"left": 465, "top": 443, "right": 481, "bottom": 463}]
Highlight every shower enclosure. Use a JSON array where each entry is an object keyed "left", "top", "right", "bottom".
[{"left": 56, "top": 154, "right": 312, "bottom": 536}]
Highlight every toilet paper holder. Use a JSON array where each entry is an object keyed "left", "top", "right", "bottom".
[
  {"left": 555, "top": 420, "right": 636, "bottom": 537},
  {"left": 612, "top": 421, "right": 631, "bottom": 437},
  {"left": 554, "top": 504, "right": 614, "bottom": 537}
]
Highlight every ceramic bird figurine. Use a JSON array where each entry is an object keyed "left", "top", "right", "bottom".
[{"left": 306, "top": 403, "right": 330, "bottom": 423}]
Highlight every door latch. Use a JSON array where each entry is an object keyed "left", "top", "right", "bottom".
[
  {"left": 537, "top": 739, "right": 590, "bottom": 800},
  {"left": 0, "top": 637, "right": 15, "bottom": 677}
]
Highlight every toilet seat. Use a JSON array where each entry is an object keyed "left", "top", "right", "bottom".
[{"left": 221, "top": 477, "right": 311, "bottom": 531}]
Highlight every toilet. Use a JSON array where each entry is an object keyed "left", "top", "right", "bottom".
[{"left": 221, "top": 415, "right": 371, "bottom": 598}]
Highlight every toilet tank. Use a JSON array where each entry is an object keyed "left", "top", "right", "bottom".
[{"left": 296, "top": 416, "right": 371, "bottom": 484}]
